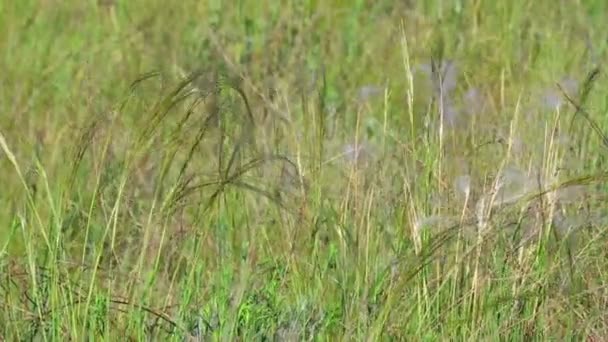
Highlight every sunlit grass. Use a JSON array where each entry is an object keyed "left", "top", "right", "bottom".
[{"left": 1, "top": 0, "right": 608, "bottom": 340}]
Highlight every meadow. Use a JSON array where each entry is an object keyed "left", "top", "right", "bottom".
[{"left": 2, "top": 0, "right": 608, "bottom": 340}]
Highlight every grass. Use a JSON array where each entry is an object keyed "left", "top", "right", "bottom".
[{"left": 2, "top": 0, "right": 608, "bottom": 340}]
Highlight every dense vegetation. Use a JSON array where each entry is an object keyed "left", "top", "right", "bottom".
[{"left": 2, "top": 0, "right": 608, "bottom": 340}]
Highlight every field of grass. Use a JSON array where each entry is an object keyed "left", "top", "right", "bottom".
[{"left": 2, "top": 0, "right": 608, "bottom": 340}]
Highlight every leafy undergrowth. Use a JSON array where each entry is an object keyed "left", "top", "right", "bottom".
[{"left": 2, "top": 0, "right": 608, "bottom": 340}]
